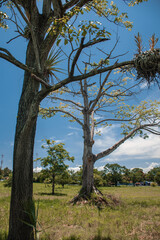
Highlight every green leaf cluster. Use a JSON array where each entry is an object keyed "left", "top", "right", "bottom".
[
  {"left": 40, "top": 139, "right": 74, "bottom": 176},
  {"left": 116, "top": 100, "right": 160, "bottom": 137},
  {"left": 0, "top": 11, "right": 8, "bottom": 29}
]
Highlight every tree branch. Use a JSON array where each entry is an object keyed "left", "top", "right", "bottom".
[
  {"left": 95, "top": 116, "right": 137, "bottom": 126},
  {"left": 31, "top": 74, "right": 51, "bottom": 88},
  {"left": 41, "top": 108, "right": 84, "bottom": 126},
  {"left": 70, "top": 37, "right": 85, "bottom": 77},
  {"left": 37, "top": 59, "right": 135, "bottom": 101},
  {"left": 63, "top": 0, "right": 79, "bottom": 11},
  {"left": 89, "top": 68, "right": 113, "bottom": 113},
  {"left": 94, "top": 123, "right": 160, "bottom": 162},
  {"left": 0, "top": 48, "right": 32, "bottom": 72},
  {"left": 50, "top": 96, "right": 83, "bottom": 109}
]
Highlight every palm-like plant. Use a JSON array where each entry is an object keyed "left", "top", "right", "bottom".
[{"left": 44, "top": 48, "right": 64, "bottom": 83}]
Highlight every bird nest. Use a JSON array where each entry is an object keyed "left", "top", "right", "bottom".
[{"left": 134, "top": 48, "right": 160, "bottom": 86}]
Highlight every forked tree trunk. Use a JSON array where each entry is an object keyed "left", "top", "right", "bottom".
[{"left": 8, "top": 42, "right": 40, "bottom": 240}]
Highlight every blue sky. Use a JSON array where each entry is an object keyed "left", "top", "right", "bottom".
[{"left": 0, "top": 0, "right": 160, "bottom": 172}]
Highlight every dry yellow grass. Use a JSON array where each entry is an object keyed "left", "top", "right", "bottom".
[{"left": 0, "top": 183, "right": 160, "bottom": 240}]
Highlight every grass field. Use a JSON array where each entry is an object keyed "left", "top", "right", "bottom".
[{"left": 0, "top": 182, "right": 160, "bottom": 240}]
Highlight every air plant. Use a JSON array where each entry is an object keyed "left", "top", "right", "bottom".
[
  {"left": 134, "top": 33, "right": 160, "bottom": 86},
  {"left": 44, "top": 48, "right": 64, "bottom": 83}
]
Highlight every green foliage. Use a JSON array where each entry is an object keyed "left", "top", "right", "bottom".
[
  {"left": 22, "top": 200, "right": 49, "bottom": 240},
  {"left": 116, "top": 100, "right": 160, "bottom": 137},
  {"left": 130, "top": 168, "right": 145, "bottom": 184},
  {"left": 2, "top": 167, "right": 11, "bottom": 178},
  {"left": 22, "top": 200, "right": 39, "bottom": 240},
  {"left": 129, "top": 0, "right": 148, "bottom": 6},
  {"left": 150, "top": 182, "right": 158, "bottom": 187},
  {"left": 53, "top": 0, "right": 134, "bottom": 47},
  {"left": 39, "top": 139, "right": 74, "bottom": 193},
  {"left": 94, "top": 169, "right": 105, "bottom": 187},
  {"left": 44, "top": 48, "right": 64, "bottom": 82},
  {"left": 40, "top": 139, "right": 74, "bottom": 171},
  {"left": 3, "top": 173, "right": 12, "bottom": 188},
  {"left": 0, "top": 11, "right": 8, "bottom": 29},
  {"left": 146, "top": 167, "right": 160, "bottom": 182},
  {"left": 56, "top": 170, "right": 71, "bottom": 187},
  {"left": 154, "top": 172, "right": 160, "bottom": 185},
  {"left": 69, "top": 169, "right": 82, "bottom": 185},
  {"left": 103, "top": 163, "right": 126, "bottom": 186}
]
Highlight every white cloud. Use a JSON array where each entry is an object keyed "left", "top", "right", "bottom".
[
  {"left": 68, "top": 165, "right": 81, "bottom": 172},
  {"left": 100, "top": 157, "right": 120, "bottom": 163},
  {"left": 49, "top": 137, "right": 64, "bottom": 143},
  {"left": 95, "top": 165, "right": 105, "bottom": 171},
  {"left": 67, "top": 132, "right": 74, "bottom": 136},
  {"left": 112, "top": 134, "right": 160, "bottom": 160},
  {"left": 94, "top": 125, "right": 118, "bottom": 152},
  {"left": 94, "top": 115, "right": 103, "bottom": 121},
  {"left": 141, "top": 162, "right": 159, "bottom": 173},
  {"left": 33, "top": 167, "right": 42, "bottom": 173},
  {"left": 94, "top": 162, "right": 160, "bottom": 173},
  {"left": 140, "top": 82, "right": 148, "bottom": 89},
  {"left": 68, "top": 126, "right": 81, "bottom": 131},
  {"left": 94, "top": 126, "right": 160, "bottom": 162}
]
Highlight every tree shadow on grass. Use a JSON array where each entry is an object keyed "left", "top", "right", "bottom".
[
  {"left": 38, "top": 192, "right": 67, "bottom": 196},
  {"left": 62, "top": 234, "right": 112, "bottom": 240}
]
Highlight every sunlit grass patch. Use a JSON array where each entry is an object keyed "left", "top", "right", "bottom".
[{"left": 1, "top": 183, "right": 160, "bottom": 240}]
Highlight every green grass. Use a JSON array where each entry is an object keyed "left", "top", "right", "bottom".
[{"left": 1, "top": 183, "right": 160, "bottom": 240}]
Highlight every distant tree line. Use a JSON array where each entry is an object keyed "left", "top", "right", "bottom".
[
  {"left": 32, "top": 164, "right": 160, "bottom": 188},
  {"left": 2, "top": 164, "right": 160, "bottom": 190}
]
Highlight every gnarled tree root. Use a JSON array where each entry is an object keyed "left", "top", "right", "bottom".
[{"left": 70, "top": 186, "right": 121, "bottom": 208}]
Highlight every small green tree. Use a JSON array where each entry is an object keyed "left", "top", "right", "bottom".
[
  {"left": 56, "top": 170, "right": 71, "bottom": 187},
  {"left": 146, "top": 167, "right": 160, "bottom": 181},
  {"left": 3, "top": 167, "right": 11, "bottom": 177},
  {"left": 4, "top": 173, "right": 12, "bottom": 187},
  {"left": 103, "top": 164, "right": 126, "bottom": 186},
  {"left": 130, "top": 168, "right": 145, "bottom": 184},
  {"left": 39, "top": 139, "right": 74, "bottom": 195},
  {"left": 69, "top": 169, "right": 82, "bottom": 185},
  {"left": 93, "top": 169, "right": 105, "bottom": 187},
  {"left": 154, "top": 172, "right": 160, "bottom": 185}
]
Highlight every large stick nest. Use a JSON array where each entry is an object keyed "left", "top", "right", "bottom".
[{"left": 134, "top": 48, "right": 160, "bottom": 86}]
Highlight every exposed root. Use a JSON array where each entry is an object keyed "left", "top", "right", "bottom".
[{"left": 70, "top": 187, "right": 121, "bottom": 208}]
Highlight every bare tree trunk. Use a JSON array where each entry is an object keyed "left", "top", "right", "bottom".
[
  {"left": 81, "top": 147, "right": 94, "bottom": 196},
  {"left": 8, "top": 42, "right": 40, "bottom": 240},
  {"left": 80, "top": 80, "right": 95, "bottom": 197}
]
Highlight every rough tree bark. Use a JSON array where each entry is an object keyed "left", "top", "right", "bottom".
[
  {"left": 80, "top": 79, "right": 95, "bottom": 197},
  {"left": 8, "top": 41, "right": 40, "bottom": 240}
]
